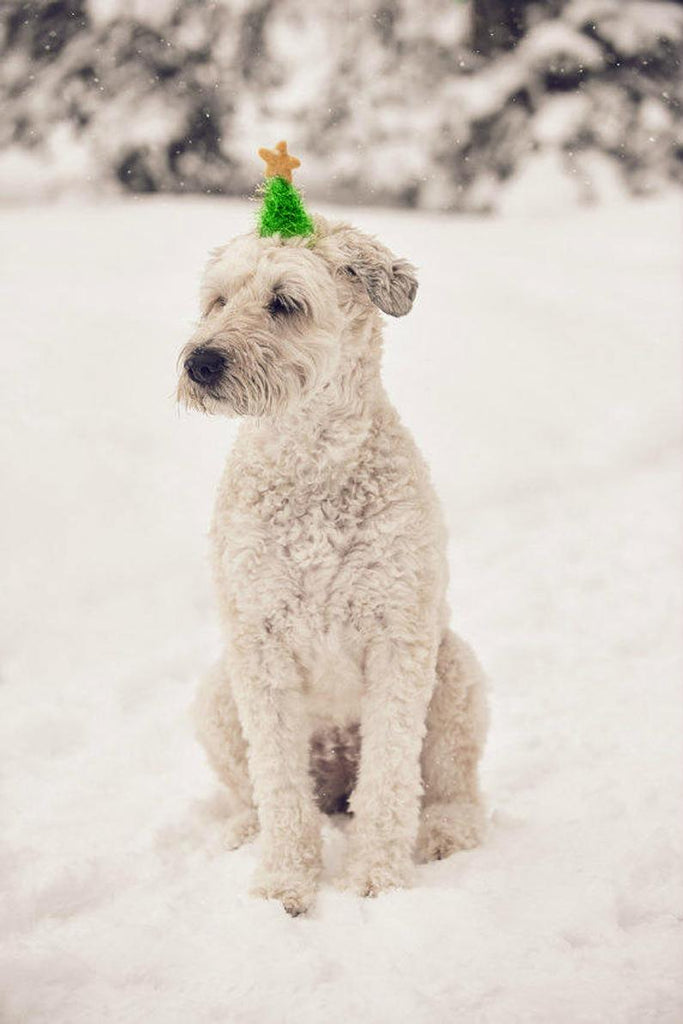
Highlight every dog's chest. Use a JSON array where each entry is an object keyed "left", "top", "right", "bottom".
[
  {"left": 216, "top": 491, "right": 365, "bottom": 725},
  {"left": 215, "top": 478, "right": 371, "bottom": 631}
]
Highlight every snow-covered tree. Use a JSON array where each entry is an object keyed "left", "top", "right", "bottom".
[{"left": 0, "top": 0, "right": 680, "bottom": 210}]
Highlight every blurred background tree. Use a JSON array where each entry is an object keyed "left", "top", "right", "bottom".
[
  {"left": 471, "top": 0, "right": 536, "bottom": 54},
  {"left": 0, "top": 0, "right": 681, "bottom": 210}
]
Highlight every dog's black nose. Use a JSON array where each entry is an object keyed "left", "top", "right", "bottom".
[{"left": 185, "top": 347, "right": 226, "bottom": 387}]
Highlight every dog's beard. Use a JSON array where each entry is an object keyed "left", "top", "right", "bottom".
[
  {"left": 176, "top": 376, "right": 227, "bottom": 415},
  {"left": 177, "top": 340, "right": 326, "bottom": 419}
]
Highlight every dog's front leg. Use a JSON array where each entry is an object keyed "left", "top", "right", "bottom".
[
  {"left": 230, "top": 644, "right": 322, "bottom": 916},
  {"left": 341, "top": 631, "right": 437, "bottom": 897}
]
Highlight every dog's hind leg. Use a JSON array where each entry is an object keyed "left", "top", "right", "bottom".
[
  {"left": 416, "top": 629, "right": 488, "bottom": 863},
  {"left": 193, "top": 659, "right": 258, "bottom": 849}
]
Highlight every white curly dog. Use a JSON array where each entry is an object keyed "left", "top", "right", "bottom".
[{"left": 177, "top": 214, "right": 488, "bottom": 915}]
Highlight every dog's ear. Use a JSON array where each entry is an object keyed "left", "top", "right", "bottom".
[{"left": 322, "top": 225, "right": 418, "bottom": 317}]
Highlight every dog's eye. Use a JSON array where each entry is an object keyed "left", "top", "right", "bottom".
[
  {"left": 343, "top": 265, "right": 358, "bottom": 278},
  {"left": 207, "top": 296, "right": 226, "bottom": 315},
  {"left": 268, "top": 293, "right": 304, "bottom": 317}
]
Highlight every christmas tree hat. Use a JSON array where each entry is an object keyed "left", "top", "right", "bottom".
[{"left": 256, "top": 141, "right": 315, "bottom": 239}]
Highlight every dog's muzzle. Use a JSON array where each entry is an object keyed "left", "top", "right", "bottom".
[{"left": 184, "top": 346, "right": 227, "bottom": 388}]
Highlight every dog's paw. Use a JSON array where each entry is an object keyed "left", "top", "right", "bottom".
[
  {"left": 224, "top": 808, "right": 259, "bottom": 851},
  {"left": 415, "top": 801, "right": 485, "bottom": 864},
  {"left": 336, "top": 857, "right": 414, "bottom": 898},
  {"left": 250, "top": 865, "right": 319, "bottom": 917}
]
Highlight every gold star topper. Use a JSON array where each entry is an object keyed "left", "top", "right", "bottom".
[{"left": 258, "top": 140, "right": 301, "bottom": 183}]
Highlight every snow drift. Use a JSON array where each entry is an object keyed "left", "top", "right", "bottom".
[{"left": 0, "top": 193, "right": 681, "bottom": 1021}]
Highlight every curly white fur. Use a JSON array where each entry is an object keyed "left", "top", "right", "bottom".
[{"left": 178, "top": 215, "right": 488, "bottom": 915}]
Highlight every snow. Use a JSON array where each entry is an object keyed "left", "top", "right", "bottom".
[
  {"left": 1, "top": 194, "right": 682, "bottom": 1023},
  {"left": 566, "top": 0, "right": 683, "bottom": 56},
  {"left": 447, "top": 55, "right": 527, "bottom": 122},
  {"left": 517, "top": 18, "right": 604, "bottom": 69},
  {"left": 531, "top": 93, "right": 589, "bottom": 147}
]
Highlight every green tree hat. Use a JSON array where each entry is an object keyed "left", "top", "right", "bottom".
[{"left": 257, "top": 140, "right": 315, "bottom": 239}]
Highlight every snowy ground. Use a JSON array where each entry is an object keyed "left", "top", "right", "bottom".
[{"left": 1, "top": 194, "right": 682, "bottom": 1023}]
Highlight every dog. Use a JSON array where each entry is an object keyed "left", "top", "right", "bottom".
[{"left": 177, "top": 215, "right": 488, "bottom": 915}]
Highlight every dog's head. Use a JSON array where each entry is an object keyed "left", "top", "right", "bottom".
[{"left": 176, "top": 217, "right": 418, "bottom": 418}]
